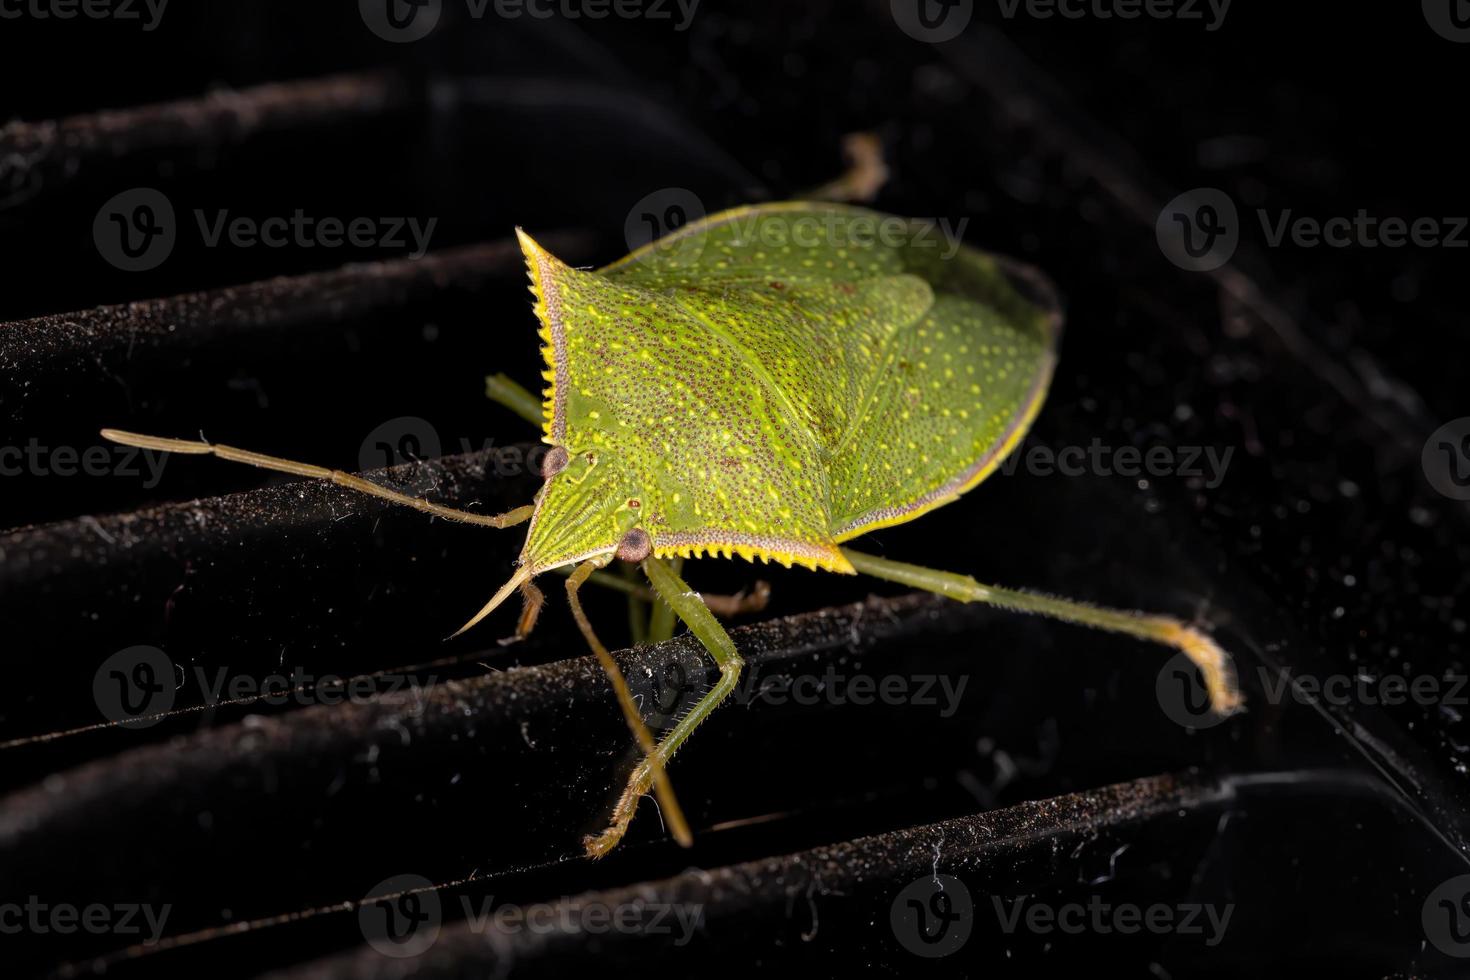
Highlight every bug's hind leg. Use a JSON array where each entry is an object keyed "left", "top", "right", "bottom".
[
  {"left": 101, "top": 430, "right": 533, "bottom": 529},
  {"left": 565, "top": 558, "right": 694, "bottom": 855},
  {"left": 842, "top": 548, "right": 1243, "bottom": 717},
  {"left": 584, "top": 556, "right": 746, "bottom": 858}
]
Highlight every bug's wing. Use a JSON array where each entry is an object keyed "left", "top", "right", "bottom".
[
  {"left": 826, "top": 245, "right": 1061, "bottom": 539},
  {"left": 604, "top": 202, "right": 1062, "bottom": 541}
]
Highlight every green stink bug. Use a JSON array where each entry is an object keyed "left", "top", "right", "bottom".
[{"left": 103, "top": 201, "right": 1241, "bottom": 858}]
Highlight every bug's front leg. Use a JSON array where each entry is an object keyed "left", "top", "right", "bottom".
[
  {"left": 564, "top": 558, "right": 692, "bottom": 853},
  {"left": 583, "top": 556, "right": 746, "bottom": 859},
  {"left": 842, "top": 548, "right": 1243, "bottom": 717}
]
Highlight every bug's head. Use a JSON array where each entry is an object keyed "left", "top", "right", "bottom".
[
  {"left": 519, "top": 443, "right": 650, "bottom": 572},
  {"left": 452, "top": 443, "right": 648, "bottom": 637}
]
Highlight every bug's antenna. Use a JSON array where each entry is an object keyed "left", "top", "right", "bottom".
[
  {"left": 451, "top": 566, "right": 533, "bottom": 638},
  {"left": 99, "top": 429, "right": 535, "bottom": 530}
]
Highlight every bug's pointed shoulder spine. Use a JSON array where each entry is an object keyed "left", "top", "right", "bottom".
[{"left": 516, "top": 227, "right": 566, "bottom": 445}]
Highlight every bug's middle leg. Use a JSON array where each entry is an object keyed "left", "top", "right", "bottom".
[{"left": 583, "top": 555, "right": 746, "bottom": 859}]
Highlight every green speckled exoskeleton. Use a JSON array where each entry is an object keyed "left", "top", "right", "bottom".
[{"left": 104, "top": 202, "right": 1241, "bottom": 858}]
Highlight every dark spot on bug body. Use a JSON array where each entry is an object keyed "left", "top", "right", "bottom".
[
  {"left": 616, "top": 528, "right": 652, "bottom": 562},
  {"left": 541, "top": 446, "right": 569, "bottom": 478}
]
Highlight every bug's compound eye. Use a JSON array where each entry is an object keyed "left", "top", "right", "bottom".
[
  {"left": 541, "top": 446, "right": 569, "bottom": 479},
  {"left": 615, "top": 528, "right": 652, "bottom": 563},
  {"left": 627, "top": 498, "right": 641, "bottom": 510},
  {"left": 583, "top": 451, "right": 597, "bottom": 466}
]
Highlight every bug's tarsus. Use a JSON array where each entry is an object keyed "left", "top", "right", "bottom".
[
  {"left": 805, "top": 132, "right": 890, "bottom": 203},
  {"left": 515, "top": 577, "right": 546, "bottom": 639},
  {"left": 99, "top": 429, "right": 535, "bottom": 530},
  {"left": 565, "top": 558, "right": 693, "bottom": 856},
  {"left": 701, "top": 580, "right": 772, "bottom": 617},
  {"left": 841, "top": 547, "right": 1244, "bottom": 717}
]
